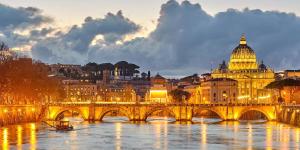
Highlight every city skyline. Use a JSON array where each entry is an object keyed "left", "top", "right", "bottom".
[
  {"left": 1, "top": 1, "right": 300, "bottom": 149},
  {"left": 0, "top": 0, "right": 300, "bottom": 76}
]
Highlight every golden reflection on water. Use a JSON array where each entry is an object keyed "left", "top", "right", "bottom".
[
  {"left": 201, "top": 123, "right": 207, "bottom": 149},
  {"left": 266, "top": 124, "right": 273, "bottom": 150},
  {"left": 163, "top": 120, "right": 168, "bottom": 150},
  {"left": 2, "top": 128, "right": 9, "bottom": 150},
  {"left": 278, "top": 124, "right": 290, "bottom": 150},
  {"left": 17, "top": 125, "right": 23, "bottom": 150},
  {"left": 115, "top": 123, "right": 122, "bottom": 150},
  {"left": 154, "top": 123, "right": 161, "bottom": 149},
  {"left": 247, "top": 123, "right": 252, "bottom": 150},
  {"left": 294, "top": 128, "right": 300, "bottom": 149},
  {"left": 30, "top": 123, "right": 36, "bottom": 150},
  {"left": 1, "top": 121, "right": 300, "bottom": 149}
]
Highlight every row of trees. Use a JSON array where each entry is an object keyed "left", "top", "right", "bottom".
[{"left": 0, "top": 43, "right": 64, "bottom": 104}]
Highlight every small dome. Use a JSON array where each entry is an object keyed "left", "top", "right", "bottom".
[
  {"left": 218, "top": 60, "right": 228, "bottom": 71},
  {"left": 259, "top": 60, "right": 267, "bottom": 70}
]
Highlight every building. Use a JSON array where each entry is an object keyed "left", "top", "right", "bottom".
[
  {"left": 49, "top": 63, "right": 83, "bottom": 78},
  {"left": 198, "top": 78, "right": 238, "bottom": 104},
  {"left": 283, "top": 70, "right": 300, "bottom": 79},
  {"left": 97, "top": 83, "right": 136, "bottom": 102},
  {"left": 63, "top": 80, "right": 97, "bottom": 102},
  {"left": 183, "top": 85, "right": 200, "bottom": 104},
  {"left": 211, "top": 34, "right": 275, "bottom": 103},
  {"left": 147, "top": 74, "right": 169, "bottom": 103}
]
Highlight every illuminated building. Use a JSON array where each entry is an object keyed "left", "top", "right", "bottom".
[
  {"left": 63, "top": 80, "right": 97, "bottom": 102},
  {"left": 148, "top": 74, "right": 169, "bottom": 103},
  {"left": 198, "top": 78, "right": 238, "bottom": 104},
  {"left": 211, "top": 34, "right": 275, "bottom": 103},
  {"left": 283, "top": 70, "right": 300, "bottom": 79}
]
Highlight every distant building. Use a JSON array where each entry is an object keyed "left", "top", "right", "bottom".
[
  {"left": 199, "top": 78, "right": 238, "bottom": 104},
  {"left": 97, "top": 83, "right": 136, "bottom": 102},
  {"left": 148, "top": 74, "right": 169, "bottom": 103},
  {"left": 114, "top": 61, "right": 140, "bottom": 80},
  {"left": 130, "top": 79, "right": 151, "bottom": 102},
  {"left": 211, "top": 34, "right": 275, "bottom": 103},
  {"left": 183, "top": 85, "right": 200, "bottom": 104},
  {"left": 63, "top": 80, "right": 97, "bottom": 102},
  {"left": 283, "top": 70, "right": 300, "bottom": 79},
  {"left": 49, "top": 63, "right": 83, "bottom": 78}
]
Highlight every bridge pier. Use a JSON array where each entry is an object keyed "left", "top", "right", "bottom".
[{"left": 88, "top": 105, "right": 96, "bottom": 122}]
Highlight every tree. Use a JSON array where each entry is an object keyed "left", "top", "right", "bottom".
[
  {"left": 169, "top": 89, "right": 191, "bottom": 103},
  {"left": 0, "top": 58, "right": 64, "bottom": 104}
]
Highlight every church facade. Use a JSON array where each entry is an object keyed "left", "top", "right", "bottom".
[{"left": 211, "top": 35, "right": 275, "bottom": 103}]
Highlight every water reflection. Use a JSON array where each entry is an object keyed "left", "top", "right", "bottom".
[
  {"left": 17, "top": 125, "right": 22, "bottom": 150},
  {"left": 247, "top": 123, "right": 252, "bottom": 150},
  {"left": 2, "top": 128, "right": 9, "bottom": 150},
  {"left": 0, "top": 117, "right": 300, "bottom": 149},
  {"left": 295, "top": 128, "right": 300, "bottom": 149},
  {"left": 266, "top": 124, "right": 273, "bottom": 150},
  {"left": 154, "top": 123, "right": 161, "bottom": 149},
  {"left": 201, "top": 123, "right": 207, "bottom": 149},
  {"left": 115, "top": 123, "right": 122, "bottom": 150},
  {"left": 30, "top": 123, "right": 36, "bottom": 150}
]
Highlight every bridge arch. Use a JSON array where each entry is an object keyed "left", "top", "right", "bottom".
[
  {"left": 98, "top": 107, "right": 131, "bottom": 121},
  {"left": 192, "top": 108, "right": 225, "bottom": 120},
  {"left": 144, "top": 107, "right": 176, "bottom": 121},
  {"left": 52, "top": 107, "right": 88, "bottom": 121},
  {"left": 237, "top": 108, "right": 274, "bottom": 121}
]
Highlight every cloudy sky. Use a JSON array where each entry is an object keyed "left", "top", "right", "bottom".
[{"left": 0, "top": 0, "right": 300, "bottom": 76}]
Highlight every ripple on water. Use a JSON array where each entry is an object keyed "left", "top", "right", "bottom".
[{"left": 1, "top": 117, "right": 300, "bottom": 149}]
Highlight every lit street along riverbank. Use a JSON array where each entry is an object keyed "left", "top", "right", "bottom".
[{"left": 0, "top": 117, "right": 299, "bottom": 150}]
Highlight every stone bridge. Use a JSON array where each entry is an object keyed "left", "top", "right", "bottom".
[
  {"left": 277, "top": 105, "right": 300, "bottom": 126},
  {"left": 45, "top": 103, "right": 278, "bottom": 122}
]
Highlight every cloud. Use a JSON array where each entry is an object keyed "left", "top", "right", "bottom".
[
  {"left": 3, "top": 0, "right": 300, "bottom": 76},
  {"left": 0, "top": 4, "right": 52, "bottom": 30},
  {"left": 0, "top": 3, "right": 53, "bottom": 51},
  {"left": 32, "top": 10, "right": 141, "bottom": 63},
  {"left": 87, "top": 0, "right": 300, "bottom": 75}
]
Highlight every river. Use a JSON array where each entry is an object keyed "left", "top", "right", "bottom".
[{"left": 0, "top": 117, "right": 299, "bottom": 150}]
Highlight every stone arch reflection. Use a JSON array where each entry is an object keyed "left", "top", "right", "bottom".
[
  {"left": 192, "top": 109, "right": 223, "bottom": 123},
  {"left": 99, "top": 109, "right": 130, "bottom": 122}
]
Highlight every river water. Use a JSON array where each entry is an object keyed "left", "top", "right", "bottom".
[{"left": 0, "top": 117, "right": 299, "bottom": 150}]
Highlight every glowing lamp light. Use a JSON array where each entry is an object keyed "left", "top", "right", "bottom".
[
  {"left": 18, "top": 109, "right": 21, "bottom": 112},
  {"left": 3, "top": 109, "right": 8, "bottom": 113},
  {"left": 297, "top": 110, "right": 300, "bottom": 113},
  {"left": 31, "top": 108, "right": 35, "bottom": 112}
]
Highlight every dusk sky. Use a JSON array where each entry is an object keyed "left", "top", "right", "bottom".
[{"left": 1, "top": 0, "right": 300, "bottom": 76}]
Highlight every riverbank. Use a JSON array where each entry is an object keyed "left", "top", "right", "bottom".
[{"left": 0, "top": 105, "right": 42, "bottom": 126}]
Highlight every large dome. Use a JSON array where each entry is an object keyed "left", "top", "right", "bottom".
[{"left": 228, "top": 34, "right": 258, "bottom": 70}]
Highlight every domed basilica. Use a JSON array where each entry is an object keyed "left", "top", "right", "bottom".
[{"left": 211, "top": 34, "right": 275, "bottom": 103}]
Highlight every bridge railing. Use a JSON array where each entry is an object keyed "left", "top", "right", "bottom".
[{"left": 46, "top": 101, "right": 278, "bottom": 107}]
